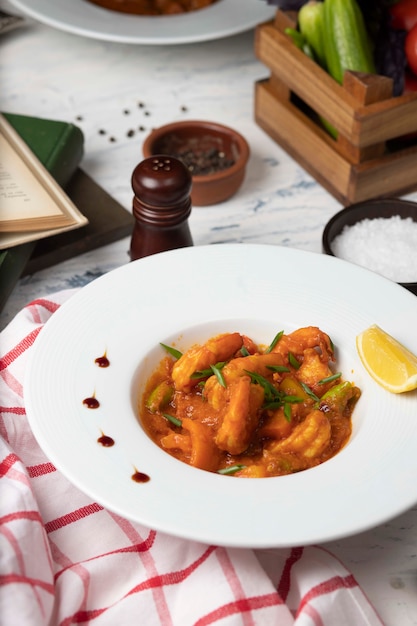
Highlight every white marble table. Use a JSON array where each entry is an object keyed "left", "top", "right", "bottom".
[{"left": 1, "top": 2, "right": 417, "bottom": 624}]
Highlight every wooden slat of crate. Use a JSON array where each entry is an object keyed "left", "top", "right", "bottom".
[
  {"left": 255, "top": 23, "right": 417, "bottom": 147},
  {"left": 255, "top": 24, "right": 359, "bottom": 140},
  {"left": 254, "top": 11, "right": 417, "bottom": 204},
  {"left": 255, "top": 79, "right": 417, "bottom": 205},
  {"left": 352, "top": 145, "right": 417, "bottom": 203},
  {"left": 255, "top": 79, "right": 353, "bottom": 204}
]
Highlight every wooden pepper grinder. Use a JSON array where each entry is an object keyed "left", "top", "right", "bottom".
[{"left": 130, "top": 155, "right": 193, "bottom": 260}]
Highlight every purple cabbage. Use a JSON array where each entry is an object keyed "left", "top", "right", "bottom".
[{"left": 357, "top": 0, "right": 407, "bottom": 96}]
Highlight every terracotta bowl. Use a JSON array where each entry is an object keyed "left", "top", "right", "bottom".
[
  {"left": 142, "top": 120, "right": 250, "bottom": 206},
  {"left": 322, "top": 198, "right": 417, "bottom": 296}
]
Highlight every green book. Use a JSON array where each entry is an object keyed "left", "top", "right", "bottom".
[
  {"left": 2, "top": 111, "right": 84, "bottom": 186},
  {"left": 0, "top": 112, "right": 84, "bottom": 311}
]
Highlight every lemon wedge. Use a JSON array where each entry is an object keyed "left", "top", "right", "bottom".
[{"left": 356, "top": 324, "right": 417, "bottom": 393}]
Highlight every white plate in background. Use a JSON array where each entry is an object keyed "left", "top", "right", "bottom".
[{"left": 9, "top": 0, "right": 276, "bottom": 44}]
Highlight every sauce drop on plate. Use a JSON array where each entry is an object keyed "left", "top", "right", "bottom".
[
  {"left": 132, "top": 470, "right": 150, "bottom": 483},
  {"left": 95, "top": 354, "right": 110, "bottom": 368},
  {"left": 97, "top": 433, "right": 115, "bottom": 447},
  {"left": 83, "top": 396, "right": 100, "bottom": 409}
]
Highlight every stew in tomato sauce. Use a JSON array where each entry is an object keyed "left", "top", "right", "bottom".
[{"left": 140, "top": 327, "right": 361, "bottom": 477}]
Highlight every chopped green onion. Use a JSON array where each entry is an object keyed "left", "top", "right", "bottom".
[
  {"left": 263, "top": 401, "right": 285, "bottom": 410},
  {"left": 264, "top": 395, "right": 302, "bottom": 413},
  {"left": 245, "top": 370, "right": 301, "bottom": 420},
  {"left": 160, "top": 343, "right": 182, "bottom": 360},
  {"left": 191, "top": 368, "right": 211, "bottom": 379},
  {"left": 265, "top": 330, "right": 284, "bottom": 354},
  {"left": 191, "top": 361, "right": 226, "bottom": 381},
  {"left": 284, "top": 402, "right": 292, "bottom": 422},
  {"left": 218, "top": 465, "right": 246, "bottom": 475},
  {"left": 162, "top": 413, "right": 182, "bottom": 427},
  {"left": 288, "top": 352, "right": 301, "bottom": 369},
  {"left": 300, "top": 382, "right": 320, "bottom": 402},
  {"left": 240, "top": 346, "right": 250, "bottom": 357},
  {"left": 245, "top": 370, "right": 282, "bottom": 403},
  {"left": 210, "top": 363, "right": 227, "bottom": 388},
  {"left": 282, "top": 395, "right": 303, "bottom": 404},
  {"left": 267, "top": 365, "right": 291, "bottom": 373},
  {"left": 318, "top": 372, "right": 342, "bottom": 385}
]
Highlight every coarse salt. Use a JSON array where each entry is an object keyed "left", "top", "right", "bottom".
[{"left": 331, "top": 215, "right": 417, "bottom": 283}]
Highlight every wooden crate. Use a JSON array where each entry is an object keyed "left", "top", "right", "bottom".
[{"left": 254, "top": 10, "right": 417, "bottom": 205}]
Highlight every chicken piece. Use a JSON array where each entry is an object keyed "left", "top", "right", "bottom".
[
  {"left": 172, "top": 332, "right": 243, "bottom": 392},
  {"left": 258, "top": 408, "right": 294, "bottom": 440},
  {"left": 296, "top": 348, "right": 334, "bottom": 395},
  {"left": 222, "top": 352, "right": 286, "bottom": 385},
  {"left": 215, "top": 375, "right": 264, "bottom": 455},
  {"left": 181, "top": 418, "right": 221, "bottom": 472},
  {"left": 203, "top": 352, "right": 286, "bottom": 411},
  {"left": 272, "top": 326, "right": 334, "bottom": 364},
  {"left": 241, "top": 334, "right": 259, "bottom": 354},
  {"left": 204, "top": 374, "right": 227, "bottom": 411},
  {"left": 268, "top": 409, "right": 331, "bottom": 459},
  {"left": 161, "top": 432, "right": 192, "bottom": 455}
]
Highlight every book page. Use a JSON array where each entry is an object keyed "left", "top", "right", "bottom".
[
  {"left": 0, "top": 114, "right": 88, "bottom": 235},
  {"left": 0, "top": 131, "right": 72, "bottom": 229}
]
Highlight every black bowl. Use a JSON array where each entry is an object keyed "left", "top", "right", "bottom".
[{"left": 322, "top": 198, "right": 417, "bottom": 296}]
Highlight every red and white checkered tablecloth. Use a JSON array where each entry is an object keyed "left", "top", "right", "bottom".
[{"left": 0, "top": 290, "right": 384, "bottom": 625}]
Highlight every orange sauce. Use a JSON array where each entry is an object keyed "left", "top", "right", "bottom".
[
  {"left": 86, "top": 0, "right": 218, "bottom": 15},
  {"left": 140, "top": 330, "right": 361, "bottom": 477}
]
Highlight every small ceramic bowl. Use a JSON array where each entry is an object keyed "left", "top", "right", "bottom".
[
  {"left": 142, "top": 120, "right": 250, "bottom": 206},
  {"left": 322, "top": 198, "right": 417, "bottom": 295}
]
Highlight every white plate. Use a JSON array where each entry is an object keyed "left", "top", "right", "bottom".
[
  {"left": 24, "top": 244, "right": 417, "bottom": 548},
  {"left": 9, "top": 0, "right": 276, "bottom": 44}
]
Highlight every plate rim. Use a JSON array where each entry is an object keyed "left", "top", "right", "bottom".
[
  {"left": 8, "top": 0, "right": 276, "bottom": 44},
  {"left": 24, "top": 244, "right": 417, "bottom": 547}
]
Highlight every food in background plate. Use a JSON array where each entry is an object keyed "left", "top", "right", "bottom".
[
  {"left": 86, "top": 0, "right": 218, "bottom": 15},
  {"left": 140, "top": 327, "right": 361, "bottom": 477}
]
